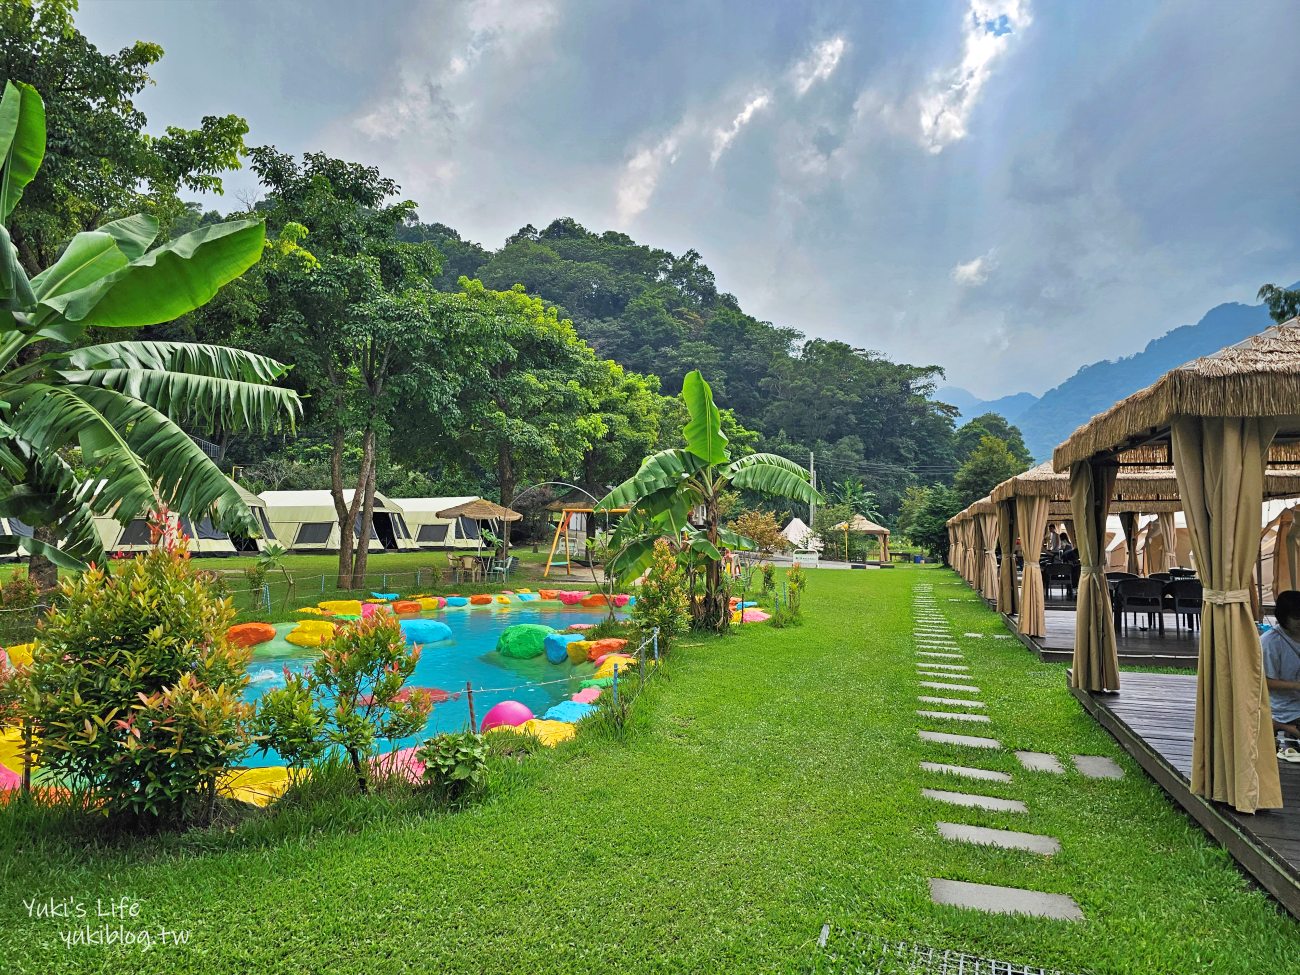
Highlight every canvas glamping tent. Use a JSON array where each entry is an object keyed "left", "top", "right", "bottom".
[
  {"left": 260, "top": 490, "right": 417, "bottom": 553},
  {"left": 394, "top": 497, "right": 484, "bottom": 550}
]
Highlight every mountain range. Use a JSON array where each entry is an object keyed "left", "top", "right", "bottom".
[{"left": 938, "top": 286, "right": 1288, "bottom": 461}]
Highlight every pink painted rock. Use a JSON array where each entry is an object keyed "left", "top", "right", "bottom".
[
  {"left": 361, "top": 602, "right": 393, "bottom": 619},
  {"left": 572, "top": 686, "right": 601, "bottom": 704},
  {"left": 612, "top": 594, "right": 631, "bottom": 607},
  {"left": 370, "top": 747, "right": 425, "bottom": 785},
  {"left": 557, "top": 591, "right": 587, "bottom": 605},
  {"left": 739, "top": 609, "right": 771, "bottom": 623},
  {"left": 0, "top": 762, "right": 21, "bottom": 791},
  {"left": 567, "top": 623, "right": 594, "bottom": 631}
]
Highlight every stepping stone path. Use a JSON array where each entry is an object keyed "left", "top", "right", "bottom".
[
  {"left": 922, "top": 789, "right": 1027, "bottom": 813},
  {"left": 928, "top": 879, "right": 1084, "bottom": 921},
  {"left": 1015, "top": 751, "right": 1065, "bottom": 774},
  {"left": 1073, "top": 755, "right": 1124, "bottom": 779},
  {"left": 910, "top": 585, "right": 1088, "bottom": 923},
  {"left": 936, "top": 822, "right": 1061, "bottom": 855}
]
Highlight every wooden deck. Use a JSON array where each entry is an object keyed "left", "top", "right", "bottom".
[
  {"left": 1071, "top": 672, "right": 1300, "bottom": 919},
  {"left": 1004, "top": 606, "right": 1200, "bottom": 669}
]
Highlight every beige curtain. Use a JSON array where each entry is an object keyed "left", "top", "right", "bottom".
[
  {"left": 1157, "top": 511, "right": 1178, "bottom": 570},
  {"left": 1275, "top": 508, "right": 1297, "bottom": 594},
  {"left": 978, "top": 510, "right": 999, "bottom": 603},
  {"left": 963, "top": 518, "right": 980, "bottom": 588},
  {"left": 1174, "top": 417, "right": 1281, "bottom": 813},
  {"left": 1016, "top": 494, "right": 1050, "bottom": 637},
  {"left": 1069, "top": 460, "right": 1121, "bottom": 692},
  {"left": 996, "top": 500, "right": 1017, "bottom": 615},
  {"left": 1118, "top": 511, "right": 1141, "bottom": 575},
  {"left": 947, "top": 526, "right": 957, "bottom": 568}
]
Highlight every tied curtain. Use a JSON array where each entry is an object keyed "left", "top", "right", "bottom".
[
  {"left": 1015, "top": 494, "right": 1050, "bottom": 638},
  {"left": 1275, "top": 508, "right": 1298, "bottom": 594},
  {"left": 1118, "top": 511, "right": 1141, "bottom": 576},
  {"left": 1069, "top": 460, "right": 1121, "bottom": 692},
  {"left": 978, "top": 510, "right": 1000, "bottom": 604},
  {"left": 947, "top": 526, "right": 957, "bottom": 568},
  {"left": 963, "top": 518, "right": 980, "bottom": 589},
  {"left": 1157, "top": 511, "right": 1178, "bottom": 571},
  {"left": 1174, "top": 416, "right": 1281, "bottom": 813},
  {"left": 996, "top": 500, "right": 1017, "bottom": 615}
]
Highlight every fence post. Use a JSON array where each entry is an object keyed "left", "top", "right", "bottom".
[
  {"left": 262, "top": 583, "right": 271, "bottom": 612},
  {"left": 653, "top": 627, "right": 660, "bottom": 664},
  {"left": 416, "top": 568, "right": 422, "bottom": 588},
  {"left": 639, "top": 640, "right": 646, "bottom": 682},
  {"left": 21, "top": 717, "right": 32, "bottom": 795},
  {"left": 320, "top": 574, "right": 325, "bottom": 595},
  {"left": 382, "top": 573, "right": 388, "bottom": 591},
  {"left": 465, "top": 681, "right": 477, "bottom": 732}
]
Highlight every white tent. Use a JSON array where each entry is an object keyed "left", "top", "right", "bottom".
[
  {"left": 225, "top": 482, "right": 280, "bottom": 553},
  {"left": 260, "top": 490, "right": 416, "bottom": 553},
  {"left": 95, "top": 510, "right": 238, "bottom": 556},
  {"left": 781, "top": 517, "right": 818, "bottom": 551},
  {"left": 392, "top": 497, "right": 483, "bottom": 550}
]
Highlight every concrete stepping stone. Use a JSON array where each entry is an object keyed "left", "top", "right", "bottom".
[
  {"left": 918, "top": 681, "right": 981, "bottom": 693},
  {"left": 1015, "top": 751, "right": 1065, "bottom": 774},
  {"left": 918, "top": 730, "right": 1001, "bottom": 749},
  {"left": 922, "top": 789, "right": 1026, "bottom": 813},
  {"left": 1073, "top": 755, "right": 1124, "bottom": 779},
  {"left": 917, "top": 671, "right": 968, "bottom": 680},
  {"left": 916, "top": 651, "right": 964, "bottom": 658},
  {"left": 920, "top": 761, "right": 1011, "bottom": 783},
  {"left": 928, "top": 879, "right": 1083, "bottom": 921},
  {"left": 936, "top": 822, "right": 1061, "bottom": 855},
  {"left": 914, "top": 662, "right": 969, "bottom": 671},
  {"left": 918, "top": 695, "right": 985, "bottom": 708},
  {"left": 916, "top": 710, "right": 991, "bottom": 723},
  {"left": 963, "top": 632, "right": 984, "bottom": 638}
]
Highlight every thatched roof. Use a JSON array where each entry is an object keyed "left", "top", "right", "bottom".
[
  {"left": 832, "top": 513, "right": 890, "bottom": 535},
  {"left": 991, "top": 460, "right": 1300, "bottom": 508},
  {"left": 1054, "top": 319, "right": 1300, "bottom": 470},
  {"left": 435, "top": 498, "right": 523, "bottom": 522}
]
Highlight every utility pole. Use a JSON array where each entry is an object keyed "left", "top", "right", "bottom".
[{"left": 808, "top": 451, "right": 817, "bottom": 529}]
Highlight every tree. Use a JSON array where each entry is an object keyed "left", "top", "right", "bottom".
[
  {"left": 246, "top": 148, "right": 445, "bottom": 587},
  {"left": 578, "top": 360, "right": 664, "bottom": 493},
  {"left": 728, "top": 509, "right": 789, "bottom": 555},
  {"left": 431, "top": 279, "right": 600, "bottom": 556},
  {"left": 954, "top": 412, "right": 1033, "bottom": 467},
  {"left": 1258, "top": 283, "right": 1300, "bottom": 324},
  {"left": 832, "top": 476, "right": 883, "bottom": 521},
  {"left": 953, "top": 435, "right": 1025, "bottom": 507},
  {"left": 0, "top": 81, "right": 300, "bottom": 585},
  {"left": 897, "top": 484, "right": 961, "bottom": 558},
  {"left": 599, "top": 371, "right": 821, "bottom": 631},
  {"left": 0, "top": 1, "right": 248, "bottom": 275}
]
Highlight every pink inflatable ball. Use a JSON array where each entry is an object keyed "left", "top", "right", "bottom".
[
  {"left": 480, "top": 700, "right": 534, "bottom": 733},
  {"left": 612, "top": 594, "right": 631, "bottom": 608},
  {"left": 557, "top": 590, "right": 588, "bottom": 605},
  {"left": 571, "top": 686, "right": 601, "bottom": 704}
]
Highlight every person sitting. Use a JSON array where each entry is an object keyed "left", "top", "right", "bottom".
[{"left": 1263, "top": 590, "right": 1300, "bottom": 752}]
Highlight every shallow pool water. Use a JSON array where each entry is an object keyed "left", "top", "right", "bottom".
[{"left": 244, "top": 604, "right": 624, "bottom": 764}]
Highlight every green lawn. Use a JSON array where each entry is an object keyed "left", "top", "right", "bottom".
[{"left": 2, "top": 566, "right": 1297, "bottom": 973}]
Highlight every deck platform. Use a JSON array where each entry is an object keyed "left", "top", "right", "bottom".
[{"left": 1004, "top": 606, "right": 1200, "bottom": 669}]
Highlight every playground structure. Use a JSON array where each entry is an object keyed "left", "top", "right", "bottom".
[{"left": 544, "top": 507, "right": 629, "bottom": 578}]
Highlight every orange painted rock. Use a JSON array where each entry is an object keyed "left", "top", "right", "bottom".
[
  {"left": 392, "top": 600, "right": 422, "bottom": 615},
  {"left": 588, "top": 637, "right": 628, "bottom": 657},
  {"left": 539, "top": 589, "right": 561, "bottom": 600},
  {"left": 580, "top": 593, "right": 608, "bottom": 608},
  {"left": 226, "top": 622, "right": 277, "bottom": 648},
  {"left": 469, "top": 594, "right": 493, "bottom": 606}
]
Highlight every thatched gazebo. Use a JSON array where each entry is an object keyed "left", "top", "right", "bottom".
[
  {"left": 435, "top": 498, "right": 523, "bottom": 522},
  {"left": 831, "top": 513, "right": 891, "bottom": 563},
  {"left": 1052, "top": 319, "right": 1300, "bottom": 813}
]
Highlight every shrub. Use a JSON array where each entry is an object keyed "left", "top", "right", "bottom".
[
  {"left": 27, "top": 550, "right": 252, "bottom": 824},
  {"left": 728, "top": 509, "right": 789, "bottom": 555},
  {"left": 631, "top": 539, "right": 690, "bottom": 653},
  {"left": 760, "top": 562, "right": 776, "bottom": 596},
  {"left": 251, "top": 615, "right": 432, "bottom": 794},
  {"left": 416, "top": 731, "right": 488, "bottom": 804},
  {"left": 0, "top": 568, "right": 40, "bottom": 609},
  {"left": 787, "top": 563, "right": 807, "bottom": 619}
]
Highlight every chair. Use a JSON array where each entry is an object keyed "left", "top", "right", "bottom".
[
  {"left": 1113, "top": 578, "right": 1166, "bottom": 635},
  {"left": 446, "top": 552, "right": 464, "bottom": 584},
  {"left": 1169, "top": 567, "right": 1198, "bottom": 579},
  {"left": 1164, "top": 579, "right": 1202, "bottom": 632},
  {"left": 1148, "top": 572, "right": 1172, "bottom": 583},
  {"left": 459, "top": 555, "right": 483, "bottom": 584},
  {"left": 487, "top": 556, "right": 517, "bottom": 584},
  {"left": 1043, "top": 563, "right": 1077, "bottom": 599},
  {"left": 1105, "top": 571, "right": 1137, "bottom": 582}
]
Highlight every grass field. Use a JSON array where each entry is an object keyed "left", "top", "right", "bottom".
[{"left": 1, "top": 566, "right": 1297, "bottom": 973}]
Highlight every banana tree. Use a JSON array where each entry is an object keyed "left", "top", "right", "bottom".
[
  {"left": 0, "top": 81, "right": 300, "bottom": 583},
  {"left": 598, "top": 370, "right": 821, "bottom": 630}
]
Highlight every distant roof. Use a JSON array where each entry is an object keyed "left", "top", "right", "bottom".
[
  {"left": 391, "top": 496, "right": 479, "bottom": 515},
  {"left": 832, "top": 513, "right": 890, "bottom": 535},
  {"left": 436, "top": 498, "right": 522, "bottom": 521},
  {"left": 259, "top": 490, "right": 396, "bottom": 510}
]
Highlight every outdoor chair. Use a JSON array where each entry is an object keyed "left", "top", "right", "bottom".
[
  {"left": 1148, "top": 572, "right": 1172, "bottom": 583},
  {"left": 1164, "top": 579, "right": 1203, "bottom": 632},
  {"left": 1169, "top": 567, "right": 1198, "bottom": 579},
  {"left": 487, "top": 556, "right": 518, "bottom": 584},
  {"left": 459, "top": 556, "right": 483, "bottom": 584},
  {"left": 446, "top": 552, "right": 464, "bottom": 583},
  {"left": 1113, "top": 578, "right": 1166, "bottom": 635},
  {"left": 1106, "top": 571, "right": 1137, "bottom": 582},
  {"left": 1043, "top": 563, "right": 1077, "bottom": 600}
]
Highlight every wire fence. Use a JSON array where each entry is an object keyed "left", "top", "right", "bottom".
[{"left": 812, "top": 929, "right": 1082, "bottom": 975}]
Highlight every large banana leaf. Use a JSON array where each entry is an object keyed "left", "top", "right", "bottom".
[
  {"left": 36, "top": 219, "right": 265, "bottom": 329},
  {"left": 0, "top": 451, "right": 103, "bottom": 567},
  {"left": 728, "top": 458, "right": 821, "bottom": 503},
  {"left": 0, "top": 81, "right": 45, "bottom": 220},
  {"left": 0, "top": 225, "right": 34, "bottom": 310},
  {"left": 681, "top": 369, "right": 728, "bottom": 465},
  {"left": 29, "top": 230, "right": 129, "bottom": 301},
  {"left": 97, "top": 214, "right": 160, "bottom": 260},
  {"left": 598, "top": 448, "right": 706, "bottom": 511},
  {"left": 728, "top": 452, "right": 815, "bottom": 480},
  {"left": 62, "top": 341, "right": 290, "bottom": 383}
]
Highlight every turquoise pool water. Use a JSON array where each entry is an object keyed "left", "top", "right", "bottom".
[{"left": 244, "top": 604, "right": 624, "bottom": 764}]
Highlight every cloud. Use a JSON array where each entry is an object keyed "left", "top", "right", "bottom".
[
  {"left": 918, "top": 1, "right": 1031, "bottom": 153},
  {"left": 710, "top": 91, "right": 772, "bottom": 165},
  {"left": 618, "top": 125, "right": 688, "bottom": 223},
  {"left": 952, "top": 252, "right": 996, "bottom": 286},
  {"left": 791, "top": 36, "right": 847, "bottom": 96}
]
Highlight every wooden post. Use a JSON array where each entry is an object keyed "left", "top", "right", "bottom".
[
  {"left": 21, "top": 717, "right": 32, "bottom": 795},
  {"left": 465, "top": 681, "right": 477, "bottom": 732},
  {"left": 543, "top": 515, "right": 565, "bottom": 579}
]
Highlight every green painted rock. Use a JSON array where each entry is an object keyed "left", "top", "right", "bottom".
[{"left": 496, "top": 623, "right": 556, "bottom": 659}]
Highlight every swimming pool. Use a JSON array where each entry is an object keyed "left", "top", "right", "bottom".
[{"left": 244, "top": 604, "right": 625, "bottom": 763}]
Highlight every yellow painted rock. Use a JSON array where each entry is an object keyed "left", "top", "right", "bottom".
[
  {"left": 495, "top": 595, "right": 512, "bottom": 605},
  {"left": 286, "top": 620, "right": 336, "bottom": 647},
  {"left": 516, "top": 589, "right": 532, "bottom": 594},
  {"left": 318, "top": 599, "right": 363, "bottom": 616},
  {"left": 0, "top": 726, "right": 26, "bottom": 775},
  {"left": 594, "top": 653, "right": 638, "bottom": 680},
  {"left": 218, "top": 766, "right": 299, "bottom": 807},
  {"left": 567, "top": 640, "right": 593, "bottom": 664},
  {"left": 515, "top": 719, "right": 575, "bottom": 747},
  {"left": 2, "top": 642, "right": 34, "bottom": 668},
  {"left": 418, "top": 597, "right": 440, "bottom": 610},
  {"left": 296, "top": 606, "right": 327, "bottom": 616}
]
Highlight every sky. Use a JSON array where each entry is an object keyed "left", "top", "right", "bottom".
[{"left": 77, "top": 0, "right": 1300, "bottom": 399}]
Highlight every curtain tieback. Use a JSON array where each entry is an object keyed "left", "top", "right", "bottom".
[
  {"left": 1202, "top": 588, "right": 1250, "bottom": 606},
  {"left": 1079, "top": 564, "right": 1104, "bottom": 575}
]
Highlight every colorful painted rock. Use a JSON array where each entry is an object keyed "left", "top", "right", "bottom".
[
  {"left": 318, "top": 599, "right": 363, "bottom": 616},
  {"left": 558, "top": 591, "right": 587, "bottom": 605},
  {"left": 225, "top": 622, "right": 277, "bottom": 648},
  {"left": 497, "top": 623, "right": 555, "bottom": 659},
  {"left": 446, "top": 596, "right": 469, "bottom": 607},
  {"left": 400, "top": 619, "right": 453, "bottom": 646},
  {"left": 612, "top": 594, "right": 631, "bottom": 607},
  {"left": 392, "top": 600, "right": 422, "bottom": 615},
  {"left": 543, "top": 632, "right": 585, "bottom": 664},
  {"left": 572, "top": 686, "right": 601, "bottom": 704},
  {"left": 581, "top": 593, "right": 609, "bottom": 608},
  {"left": 469, "top": 594, "right": 493, "bottom": 606},
  {"left": 539, "top": 589, "right": 561, "bottom": 600}
]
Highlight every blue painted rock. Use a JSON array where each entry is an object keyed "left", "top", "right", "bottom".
[
  {"left": 543, "top": 632, "right": 586, "bottom": 664},
  {"left": 542, "top": 700, "right": 597, "bottom": 723},
  {"left": 399, "top": 619, "right": 453, "bottom": 645}
]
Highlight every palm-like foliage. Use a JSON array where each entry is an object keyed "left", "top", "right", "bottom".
[
  {"left": 834, "top": 477, "right": 882, "bottom": 522},
  {"left": 599, "top": 370, "right": 821, "bottom": 629},
  {"left": 0, "top": 81, "right": 299, "bottom": 570}
]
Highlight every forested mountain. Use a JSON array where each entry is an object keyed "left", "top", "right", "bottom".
[
  {"left": 1014, "top": 293, "right": 1284, "bottom": 459},
  {"left": 397, "top": 217, "right": 964, "bottom": 517},
  {"left": 935, "top": 387, "right": 1038, "bottom": 426}
]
